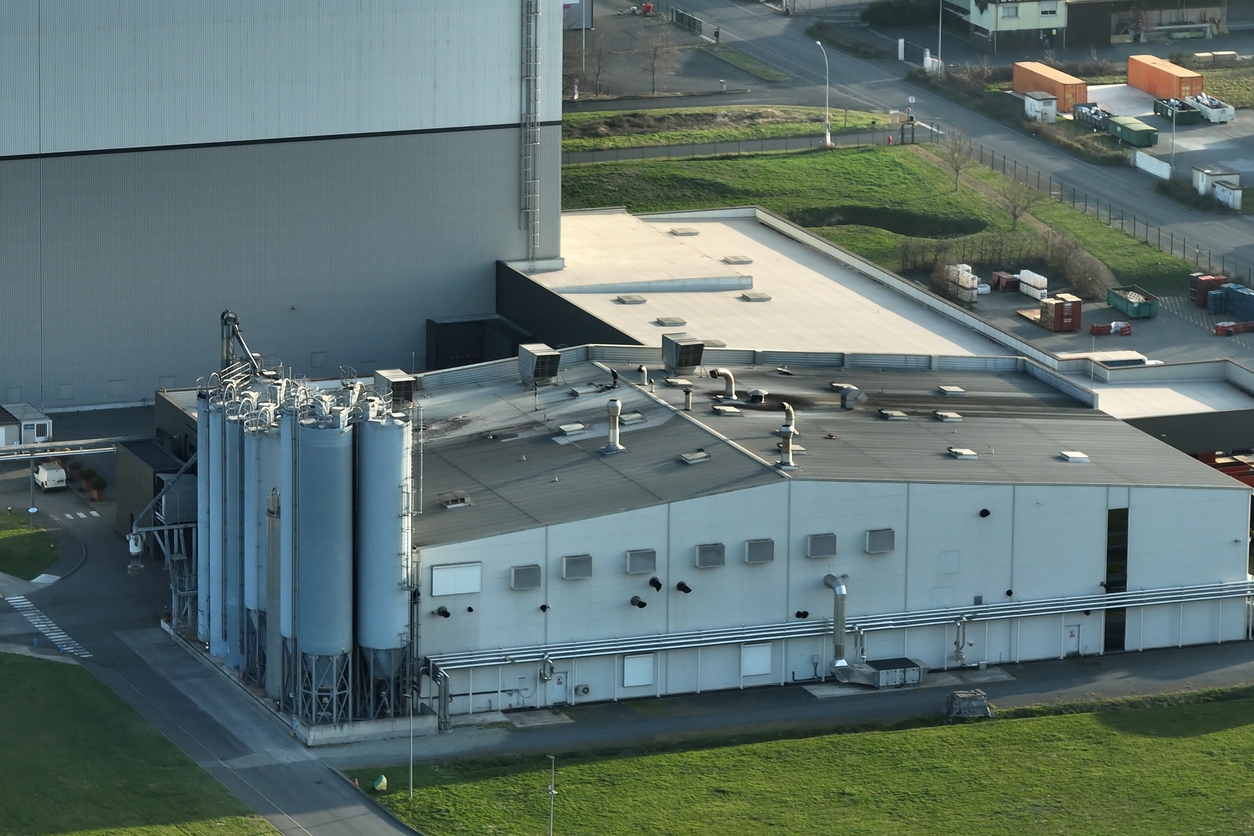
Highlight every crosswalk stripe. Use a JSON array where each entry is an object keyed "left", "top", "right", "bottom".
[
  {"left": 76, "top": 512, "right": 87, "bottom": 519},
  {"left": 63, "top": 514, "right": 73, "bottom": 520},
  {"left": 89, "top": 511, "right": 100, "bottom": 517},
  {"left": 3, "top": 596, "right": 92, "bottom": 658}
]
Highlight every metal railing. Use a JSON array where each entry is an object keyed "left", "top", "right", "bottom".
[{"left": 970, "top": 141, "right": 1254, "bottom": 283}]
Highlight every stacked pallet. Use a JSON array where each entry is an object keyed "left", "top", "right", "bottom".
[
  {"left": 1018, "top": 269, "right": 1047, "bottom": 300},
  {"left": 1040, "top": 293, "right": 1082, "bottom": 332},
  {"left": 945, "top": 263, "right": 979, "bottom": 303}
]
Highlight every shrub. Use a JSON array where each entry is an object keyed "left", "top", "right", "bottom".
[
  {"left": 77, "top": 467, "right": 97, "bottom": 482},
  {"left": 89, "top": 475, "right": 107, "bottom": 491}
]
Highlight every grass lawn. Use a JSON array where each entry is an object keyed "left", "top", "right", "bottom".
[
  {"left": 812, "top": 224, "right": 905, "bottom": 271},
  {"left": 353, "top": 696, "right": 1254, "bottom": 836},
  {"left": 563, "top": 145, "right": 1004, "bottom": 237},
  {"left": 0, "top": 512, "right": 60, "bottom": 580},
  {"left": 962, "top": 165, "right": 1196, "bottom": 294},
  {"left": 0, "top": 653, "right": 275, "bottom": 836},
  {"left": 562, "top": 106, "right": 881, "bottom": 152},
  {"left": 1198, "top": 66, "right": 1254, "bottom": 109}
]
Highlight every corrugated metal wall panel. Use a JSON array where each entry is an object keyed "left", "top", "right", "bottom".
[
  {"left": 1027, "top": 363, "right": 1096, "bottom": 405},
  {"left": 0, "top": 2, "right": 39, "bottom": 156},
  {"left": 418, "top": 359, "right": 516, "bottom": 390},
  {"left": 755, "top": 351, "right": 846, "bottom": 368},
  {"left": 0, "top": 160, "right": 43, "bottom": 403},
  {"left": 587, "top": 346, "right": 661, "bottom": 364},
  {"left": 704, "top": 349, "right": 757, "bottom": 366},
  {"left": 0, "top": 127, "right": 554, "bottom": 408},
  {"left": 847, "top": 354, "right": 933, "bottom": 370},
  {"left": 7, "top": 0, "right": 559, "bottom": 156},
  {"left": 937, "top": 356, "right": 1023, "bottom": 373}
]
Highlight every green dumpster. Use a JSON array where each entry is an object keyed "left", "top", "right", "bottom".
[
  {"left": 1153, "top": 98, "right": 1202, "bottom": 125},
  {"left": 1105, "top": 116, "right": 1160, "bottom": 147},
  {"left": 1107, "top": 285, "right": 1160, "bottom": 318}
]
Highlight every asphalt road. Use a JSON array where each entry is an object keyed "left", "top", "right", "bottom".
[{"left": 568, "top": 1, "right": 1254, "bottom": 273}]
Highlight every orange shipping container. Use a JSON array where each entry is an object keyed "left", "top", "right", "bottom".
[
  {"left": 1127, "top": 55, "right": 1203, "bottom": 99},
  {"left": 1012, "top": 62, "right": 1087, "bottom": 113}
]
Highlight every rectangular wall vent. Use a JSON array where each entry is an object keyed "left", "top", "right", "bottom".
[
  {"left": 563, "top": 554, "right": 593, "bottom": 580},
  {"left": 696, "top": 543, "right": 726, "bottom": 568},
  {"left": 437, "top": 490, "right": 473, "bottom": 509},
  {"left": 1060, "top": 450, "right": 1089, "bottom": 462},
  {"left": 865, "top": 528, "right": 896, "bottom": 554},
  {"left": 948, "top": 446, "right": 978, "bottom": 459},
  {"left": 745, "top": 538, "right": 775, "bottom": 564},
  {"left": 807, "top": 533, "right": 838, "bottom": 558},
  {"left": 626, "top": 549, "right": 657, "bottom": 574},
  {"left": 511, "top": 564, "right": 542, "bottom": 590}
]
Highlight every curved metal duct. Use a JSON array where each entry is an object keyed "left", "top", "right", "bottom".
[
  {"left": 823, "top": 574, "right": 849, "bottom": 673},
  {"left": 710, "top": 368, "right": 736, "bottom": 399}
]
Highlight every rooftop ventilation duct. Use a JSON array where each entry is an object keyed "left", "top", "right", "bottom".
[
  {"left": 663, "top": 333, "right": 705, "bottom": 376},
  {"left": 518, "top": 343, "right": 561, "bottom": 387},
  {"left": 710, "top": 368, "right": 737, "bottom": 400},
  {"left": 601, "top": 399, "right": 627, "bottom": 455},
  {"left": 823, "top": 574, "right": 849, "bottom": 675},
  {"left": 777, "top": 402, "right": 798, "bottom": 471}
]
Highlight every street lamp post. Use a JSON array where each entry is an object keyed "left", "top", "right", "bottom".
[
  {"left": 937, "top": 0, "right": 944, "bottom": 64},
  {"left": 815, "top": 40, "right": 830, "bottom": 147},
  {"left": 1171, "top": 106, "right": 1177, "bottom": 169},
  {"left": 547, "top": 755, "right": 557, "bottom": 836},
  {"left": 407, "top": 691, "right": 414, "bottom": 799}
]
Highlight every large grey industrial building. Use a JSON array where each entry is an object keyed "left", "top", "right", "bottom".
[{"left": 0, "top": 1, "right": 562, "bottom": 410}]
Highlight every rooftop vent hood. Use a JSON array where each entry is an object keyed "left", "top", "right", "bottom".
[{"left": 663, "top": 333, "right": 705, "bottom": 376}]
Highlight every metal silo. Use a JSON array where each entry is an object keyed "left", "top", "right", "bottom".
[
  {"left": 355, "top": 411, "right": 414, "bottom": 719},
  {"left": 206, "top": 401, "right": 227, "bottom": 658},
  {"left": 223, "top": 406, "right": 246, "bottom": 672},
  {"left": 278, "top": 408, "right": 297, "bottom": 712},
  {"left": 295, "top": 413, "right": 355, "bottom": 725},
  {"left": 242, "top": 408, "right": 280, "bottom": 686},
  {"left": 196, "top": 390, "right": 211, "bottom": 644}
]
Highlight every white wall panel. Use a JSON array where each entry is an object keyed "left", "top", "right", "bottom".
[
  {"left": 1127, "top": 487, "right": 1249, "bottom": 589},
  {"left": 5, "top": 0, "right": 563, "bottom": 155},
  {"left": 1011, "top": 485, "right": 1107, "bottom": 600},
  {"left": 905, "top": 483, "right": 1014, "bottom": 612}
]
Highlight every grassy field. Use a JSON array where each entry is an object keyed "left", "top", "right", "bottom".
[
  {"left": 563, "top": 145, "right": 1194, "bottom": 293},
  {"left": 354, "top": 696, "right": 1254, "bottom": 836},
  {"left": 962, "top": 164, "right": 1196, "bottom": 293},
  {"left": 1197, "top": 66, "right": 1254, "bottom": 109},
  {"left": 562, "top": 106, "right": 881, "bottom": 152},
  {"left": 0, "top": 512, "right": 60, "bottom": 580},
  {"left": 704, "top": 45, "right": 788, "bottom": 82},
  {"left": 0, "top": 653, "right": 275, "bottom": 836}
]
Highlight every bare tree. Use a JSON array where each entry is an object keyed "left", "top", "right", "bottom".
[
  {"left": 936, "top": 130, "right": 974, "bottom": 193},
  {"left": 587, "top": 32, "right": 609, "bottom": 97},
  {"left": 994, "top": 177, "right": 1044, "bottom": 231},
  {"left": 642, "top": 26, "right": 674, "bottom": 96}
]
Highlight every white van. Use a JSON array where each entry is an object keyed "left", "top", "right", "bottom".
[{"left": 35, "top": 464, "right": 66, "bottom": 492}]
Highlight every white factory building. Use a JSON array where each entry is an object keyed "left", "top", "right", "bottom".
[
  {"left": 175, "top": 333, "right": 1252, "bottom": 738},
  {"left": 0, "top": 1, "right": 563, "bottom": 409}
]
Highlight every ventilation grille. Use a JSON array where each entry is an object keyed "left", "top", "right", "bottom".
[
  {"left": 696, "top": 543, "right": 726, "bottom": 569},
  {"left": 563, "top": 554, "right": 593, "bottom": 580},
  {"left": 626, "top": 549, "right": 657, "bottom": 574},
  {"left": 865, "top": 529, "right": 895, "bottom": 554},
  {"left": 807, "top": 533, "right": 838, "bottom": 559},
  {"left": 745, "top": 539, "right": 775, "bottom": 564},
  {"left": 511, "top": 564, "right": 542, "bottom": 590},
  {"left": 438, "top": 490, "right": 473, "bottom": 509}
]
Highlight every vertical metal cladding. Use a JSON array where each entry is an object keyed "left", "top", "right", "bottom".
[
  {"left": 356, "top": 413, "right": 413, "bottom": 652},
  {"left": 296, "top": 418, "right": 355, "bottom": 656},
  {"left": 279, "top": 410, "right": 296, "bottom": 639},
  {"left": 196, "top": 391, "right": 211, "bottom": 643},
  {"left": 223, "top": 410, "right": 246, "bottom": 670},
  {"left": 206, "top": 403, "right": 227, "bottom": 657}
]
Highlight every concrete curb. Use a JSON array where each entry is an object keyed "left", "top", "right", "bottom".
[
  {"left": 330, "top": 769, "right": 430, "bottom": 836},
  {"left": 0, "top": 640, "right": 80, "bottom": 665}
]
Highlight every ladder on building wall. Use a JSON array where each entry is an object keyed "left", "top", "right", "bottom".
[{"left": 521, "top": 0, "right": 542, "bottom": 260}]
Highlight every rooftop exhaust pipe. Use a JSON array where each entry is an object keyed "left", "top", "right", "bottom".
[
  {"left": 711, "top": 368, "right": 737, "bottom": 400},
  {"left": 823, "top": 574, "right": 849, "bottom": 677},
  {"left": 601, "top": 399, "right": 626, "bottom": 455},
  {"left": 777, "top": 401, "right": 798, "bottom": 471}
]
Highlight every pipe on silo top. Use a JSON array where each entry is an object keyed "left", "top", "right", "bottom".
[{"left": 823, "top": 574, "right": 849, "bottom": 671}]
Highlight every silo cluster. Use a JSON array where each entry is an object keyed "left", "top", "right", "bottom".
[{"left": 196, "top": 374, "right": 414, "bottom": 725}]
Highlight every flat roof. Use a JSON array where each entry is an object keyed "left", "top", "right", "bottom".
[
  {"left": 529, "top": 211, "right": 1009, "bottom": 357},
  {"left": 408, "top": 354, "right": 1241, "bottom": 547}
]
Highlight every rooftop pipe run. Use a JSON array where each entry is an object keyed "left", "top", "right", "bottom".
[
  {"left": 823, "top": 574, "right": 849, "bottom": 676},
  {"left": 710, "top": 368, "right": 737, "bottom": 400}
]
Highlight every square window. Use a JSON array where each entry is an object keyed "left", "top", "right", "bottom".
[
  {"left": 1040, "top": 0, "right": 1057, "bottom": 13},
  {"left": 563, "top": 554, "right": 593, "bottom": 580},
  {"left": 696, "top": 543, "right": 725, "bottom": 568},
  {"left": 745, "top": 538, "right": 774, "bottom": 564},
  {"left": 807, "top": 533, "right": 838, "bottom": 559},
  {"left": 1001, "top": 4, "right": 1018, "bottom": 17},
  {"left": 626, "top": 549, "right": 656, "bottom": 574},
  {"left": 511, "top": 564, "right": 542, "bottom": 590},
  {"left": 742, "top": 643, "right": 772, "bottom": 676},
  {"left": 431, "top": 563, "right": 481, "bottom": 596},
  {"left": 866, "top": 529, "right": 895, "bottom": 554},
  {"left": 623, "top": 653, "right": 655, "bottom": 687}
]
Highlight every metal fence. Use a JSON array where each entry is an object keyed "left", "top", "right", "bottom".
[
  {"left": 670, "top": 7, "right": 704, "bottom": 36},
  {"left": 970, "top": 142, "right": 1254, "bottom": 284}
]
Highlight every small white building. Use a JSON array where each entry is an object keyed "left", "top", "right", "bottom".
[
  {"left": 0, "top": 403, "right": 53, "bottom": 445},
  {"left": 1024, "top": 91, "right": 1058, "bottom": 122}
]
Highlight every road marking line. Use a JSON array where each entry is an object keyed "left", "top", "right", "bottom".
[
  {"left": 89, "top": 511, "right": 100, "bottom": 517},
  {"left": 76, "top": 512, "right": 87, "bottom": 519},
  {"left": 3, "top": 596, "right": 92, "bottom": 658},
  {"left": 64, "top": 514, "right": 73, "bottom": 519}
]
